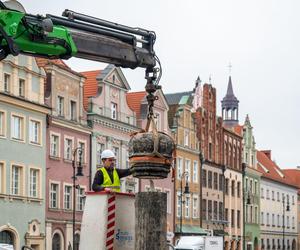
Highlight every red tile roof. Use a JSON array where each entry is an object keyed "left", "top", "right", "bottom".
[
  {"left": 81, "top": 70, "right": 101, "bottom": 111},
  {"left": 126, "top": 91, "right": 147, "bottom": 118},
  {"left": 233, "top": 125, "right": 243, "bottom": 136},
  {"left": 257, "top": 150, "right": 298, "bottom": 188},
  {"left": 282, "top": 169, "right": 300, "bottom": 189}
]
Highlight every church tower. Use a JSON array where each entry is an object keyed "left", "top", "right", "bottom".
[{"left": 221, "top": 75, "right": 239, "bottom": 127}]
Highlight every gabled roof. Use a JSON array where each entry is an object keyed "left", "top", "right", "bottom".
[
  {"left": 126, "top": 91, "right": 147, "bottom": 119},
  {"left": 257, "top": 150, "right": 298, "bottom": 188},
  {"left": 165, "top": 91, "right": 192, "bottom": 105},
  {"left": 81, "top": 70, "right": 101, "bottom": 110},
  {"left": 282, "top": 169, "right": 300, "bottom": 189},
  {"left": 35, "top": 58, "right": 83, "bottom": 77}
]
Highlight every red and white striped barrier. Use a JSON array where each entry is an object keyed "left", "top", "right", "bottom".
[{"left": 106, "top": 195, "right": 116, "bottom": 250}]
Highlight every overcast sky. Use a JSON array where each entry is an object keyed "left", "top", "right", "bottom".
[{"left": 22, "top": 0, "right": 300, "bottom": 168}]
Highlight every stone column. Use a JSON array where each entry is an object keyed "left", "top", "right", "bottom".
[{"left": 135, "top": 192, "right": 167, "bottom": 250}]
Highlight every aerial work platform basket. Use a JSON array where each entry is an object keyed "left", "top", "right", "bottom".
[{"left": 79, "top": 191, "right": 135, "bottom": 250}]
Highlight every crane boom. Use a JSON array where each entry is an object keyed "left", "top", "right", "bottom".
[{"left": 0, "top": 1, "right": 157, "bottom": 69}]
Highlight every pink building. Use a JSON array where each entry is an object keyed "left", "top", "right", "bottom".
[
  {"left": 126, "top": 89, "right": 176, "bottom": 243},
  {"left": 37, "top": 59, "right": 91, "bottom": 250}
]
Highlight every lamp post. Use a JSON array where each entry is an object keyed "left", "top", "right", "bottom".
[
  {"left": 282, "top": 195, "right": 290, "bottom": 250},
  {"left": 179, "top": 171, "right": 190, "bottom": 234},
  {"left": 242, "top": 163, "right": 251, "bottom": 250},
  {"left": 72, "top": 147, "right": 84, "bottom": 250}
]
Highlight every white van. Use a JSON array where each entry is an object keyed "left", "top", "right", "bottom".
[{"left": 175, "top": 236, "right": 223, "bottom": 250}]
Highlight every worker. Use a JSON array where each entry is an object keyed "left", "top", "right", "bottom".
[{"left": 92, "top": 149, "right": 132, "bottom": 192}]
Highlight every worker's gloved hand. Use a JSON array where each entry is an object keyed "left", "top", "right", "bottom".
[{"left": 104, "top": 188, "right": 112, "bottom": 192}]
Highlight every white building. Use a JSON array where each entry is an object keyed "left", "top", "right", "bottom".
[{"left": 258, "top": 150, "right": 298, "bottom": 250}]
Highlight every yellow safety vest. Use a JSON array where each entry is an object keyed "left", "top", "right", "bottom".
[{"left": 98, "top": 167, "right": 121, "bottom": 192}]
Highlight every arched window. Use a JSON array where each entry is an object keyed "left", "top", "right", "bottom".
[
  {"left": 0, "top": 230, "right": 14, "bottom": 245},
  {"left": 52, "top": 233, "right": 61, "bottom": 250}
]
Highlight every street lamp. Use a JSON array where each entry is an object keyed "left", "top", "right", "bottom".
[
  {"left": 282, "top": 195, "right": 290, "bottom": 250},
  {"left": 179, "top": 171, "right": 190, "bottom": 234},
  {"left": 72, "top": 147, "right": 84, "bottom": 250},
  {"left": 242, "top": 163, "right": 251, "bottom": 250}
]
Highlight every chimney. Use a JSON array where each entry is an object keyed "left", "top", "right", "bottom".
[{"left": 261, "top": 150, "right": 271, "bottom": 160}]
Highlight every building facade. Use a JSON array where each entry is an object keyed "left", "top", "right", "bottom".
[
  {"left": 222, "top": 76, "right": 243, "bottom": 250},
  {"left": 127, "top": 89, "right": 175, "bottom": 242},
  {"left": 166, "top": 91, "right": 203, "bottom": 236},
  {"left": 242, "top": 115, "right": 261, "bottom": 250},
  {"left": 193, "top": 79, "right": 226, "bottom": 237},
  {"left": 0, "top": 55, "right": 49, "bottom": 249},
  {"left": 82, "top": 65, "right": 139, "bottom": 193},
  {"left": 258, "top": 150, "right": 298, "bottom": 250},
  {"left": 37, "top": 59, "right": 91, "bottom": 250}
]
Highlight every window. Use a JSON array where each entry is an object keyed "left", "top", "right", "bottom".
[
  {"left": 113, "top": 146, "right": 119, "bottom": 167},
  {"left": 29, "top": 119, "right": 41, "bottom": 144},
  {"left": 237, "top": 181, "right": 241, "bottom": 198},
  {"left": 237, "top": 210, "right": 240, "bottom": 228},
  {"left": 165, "top": 189, "right": 171, "bottom": 214},
  {"left": 29, "top": 168, "right": 39, "bottom": 198},
  {"left": 202, "top": 199, "right": 207, "bottom": 220},
  {"left": 272, "top": 191, "right": 275, "bottom": 201},
  {"left": 266, "top": 189, "right": 270, "bottom": 199},
  {"left": 185, "top": 159, "right": 191, "bottom": 182},
  {"left": 64, "top": 185, "right": 72, "bottom": 210},
  {"left": 4, "top": 73, "right": 10, "bottom": 92},
  {"left": 193, "top": 196, "right": 198, "bottom": 218},
  {"left": 254, "top": 181, "right": 257, "bottom": 194},
  {"left": 231, "top": 180, "right": 235, "bottom": 196},
  {"left": 77, "top": 187, "right": 85, "bottom": 211},
  {"left": 208, "top": 200, "right": 212, "bottom": 220},
  {"left": 287, "top": 216, "right": 290, "bottom": 228},
  {"left": 70, "top": 101, "right": 77, "bottom": 121},
  {"left": 18, "top": 79, "right": 25, "bottom": 97},
  {"left": 78, "top": 141, "right": 86, "bottom": 163},
  {"left": 225, "top": 208, "right": 228, "bottom": 222},
  {"left": 11, "top": 114, "right": 24, "bottom": 140},
  {"left": 11, "top": 165, "right": 23, "bottom": 195},
  {"left": 154, "top": 112, "right": 160, "bottom": 130},
  {"left": 185, "top": 196, "right": 190, "bottom": 218},
  {"left": 208, "top": 143, "right": 212, "bottom": 160},
  {"left": 261, "top": 212, "right": 264, "bottom": 225},
  {"left": 184, "top": 130, "right": 189, "bottom": 146},
  {"left": 277, "top": 192, "right": 280, "bottom": 201},
  {"left": 277, "top": 214, "right": 280, "bottom": 227},
  {"left": 96, "top": 143, "right": 105, "bottom": 165},
  {"left": 111, "top": 102, "right": 117, "bottom": 120},
  {"left": 225, "top": 178, "right": 229, "bottom": 195},
  {"left": 64, "top": 138, "right": 73, "bottom": 160},
  {"left": 250, "top": 206, "right": 253, "bottom": 223},
  {"left": 250, "top": 180, "right": 253, "bottom": 193},
  {"left": 272, "top": 214, "right": 275, "bottom": 226},
  {"left": 0, "top": 111, "right": 5, "bottom": 137},
  {"left": 292, "top": 195, "right": 295, "bottom": 205},
  {"left": 50, "top": 183, "right": 59, "bottom": 208},
  {"left": 292, "top": 216, "right": 295, "bottom": 228},
  {"left": 202, "top": 169, "right": 207, "bottom": 187},
  {"left": 0, "top": 162, "right": 4, "bottom": 193},
  {"left": 255, "top": 206, "right": 258, "bottom": 224},
  {"left": 213, "top": 172, "right": 218, "bottom": 190},
  {"left": 213, "top": 201, "right": 218, "bottom": 220},
  {"left": 208, "top": 171, "right": 212, "bottom": 188},
  {"left": 50, "top": 134, "right": 60, "bottom": 157},
  {"left": 219, "top": 202, "right": 223, "bottom": 220},
  {"left": 231, "top": 209, "right": 235, "bottom": 227},
  {"left": 261, "top": 188, "right": 264, "bottom": 198},
  {"left": 57, "top": 96, "right": 64, "bottom": 116},
  {"left": 193, "top": 161, "right": 198, "bottom": 183},
  {"left": 219, "top": 174, "right": 223, "bottom": 191},
  {"left": 177, "top": 194, "right": 181, "bottom": 217},
  {"left": 266, "top": 213, "right": 270, "bottom": 225}
]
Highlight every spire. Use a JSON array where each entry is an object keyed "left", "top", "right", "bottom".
[
  {"left": 221, "top": 72, "right": 239, "bottom": 127},
  {"left": 195, "top": 76, "right": 201, "bottom": 87}
]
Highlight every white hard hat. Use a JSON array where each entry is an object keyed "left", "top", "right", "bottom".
[{"left": 101, "top": 149, "right": 115, "bottom": 160}]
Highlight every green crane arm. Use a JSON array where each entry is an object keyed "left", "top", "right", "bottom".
[{"left": 0, "top": 1, "right": 157, "bottom": 70}]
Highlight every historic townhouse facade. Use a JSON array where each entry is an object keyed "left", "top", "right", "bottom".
[
  {"left": 126, "top": 89, "right": 175, "bottom": 242},
  {"left": 242, "top": 115, "right": 261, "bottom": 250},
  {"left": 82, "top": 65, "right": 139, "bottom": 193},
  {"left": 222, "top": 76, "right": 243, "bottom": 250},
  {"left": 258, "top": 150, "right": 298, "bottom": 250},
  {"left": 193, "top": 78, "right": 226, "bottom": 237},
  {"left": 166, "top": 91, "right": 202, "bottom": 236},
  {"left": 37, "top": 59, "right": 91, "bottom": 250},
  {"left": 0, "top": 55, "right": 49, "bottom": 249}
]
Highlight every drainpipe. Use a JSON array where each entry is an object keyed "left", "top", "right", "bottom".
[
  {"left": 89, "top": 133, "right": 92, "bottom": 190},
  {"left": 242, "top": 163, "right": 246, "bottom": 250}
]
